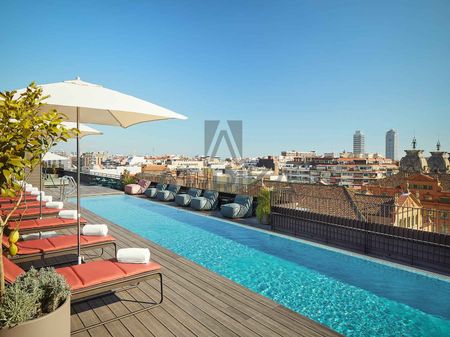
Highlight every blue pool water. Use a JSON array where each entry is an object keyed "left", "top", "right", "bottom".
[{"left": 77, "top": 195, "right": 450, "bottom": 337}]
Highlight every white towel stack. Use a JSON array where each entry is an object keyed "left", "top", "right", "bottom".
[
  {"left": 117, "top": 248, "right": 150, "bottom": 264},
  {"left": 36, "top": 195, "right": 53, "bottom": 202},
  {"left": 25, "top": 184, "right": 34, "bottom": 192},
  {"left": 82, "top": 224, "right": 108, "bottom": 236},
  {"left": 58, "top": 210, "right": 78, "bottom": 219},
  {"left": 45, "top": 201, "right": 64, "bottom": 209}
]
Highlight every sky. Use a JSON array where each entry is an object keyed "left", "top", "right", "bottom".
[{"left": 1, "top": 0, "right": 449, "bottom": 158}]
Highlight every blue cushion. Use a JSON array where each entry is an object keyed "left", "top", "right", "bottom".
[{"left": 175, "top": 194, "right": 192, "bottom": 206}]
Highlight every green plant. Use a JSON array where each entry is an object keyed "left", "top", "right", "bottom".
[
  {"left": 0, "top": 83, "right": 75, "bottom": 295},
  {"left": 120, "top": 169, "right": 135, "bottom": 186},
  {"left": 256, "top": 187, "right": 271, "bottom": 223},
  {"left": 0, "top": 267, "right": 70, "bottom": 328}
]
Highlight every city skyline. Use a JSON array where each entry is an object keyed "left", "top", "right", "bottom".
[{"left": 2, "top": 1, "right": 449, "bottom": 157}]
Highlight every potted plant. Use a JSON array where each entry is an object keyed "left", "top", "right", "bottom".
[
  {"left": 120, "top": 169, "right": 135, "bottom": 189},
  {"left": 0, "top": 83, "right": 74, "bottom": 336},
  {"left": 256, "top": 187, "right": 271, "bottom": 224},
  {"left": 0, "top": 268, "right": 71, "bottom": 337}
]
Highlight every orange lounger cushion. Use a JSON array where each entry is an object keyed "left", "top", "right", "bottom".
[
  {"left": 7, "top": 217, "right": 87, "bottom": 232},
  {"left": 57, "top": 259, "right": 161, "bottom": 290},
  {"left": 0, "top": 195, "right": 36, "bottom": 204},
  {"left": 0, "top": 201, "right": 42, "bottom": 210},
  {"left": 2, "top": 257, "right": 25, "bottom": 283},
  {"left": 2, "top": 234, "right": 115, "bottom": 255},
  {"left": 4, "top": 207, "right": 60, "bottom": 219}
]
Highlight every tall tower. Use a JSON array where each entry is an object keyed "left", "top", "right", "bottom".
[
  {"left": 353, "top": 130, "right": 365, "bottom": 157},
  {"left": 385, "top": 129, "right": 399, "bottom": 160}
]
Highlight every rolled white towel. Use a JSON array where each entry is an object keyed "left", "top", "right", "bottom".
[
  {"left": 21, "top": 231, "right": 58, "bottom": 241},
  {"left": 58, "top": 210, "right": 78, "bottom": 219},
  {"left": 21, "top": 233, "right": 40, "bottom": 241},
  {"left": 82, "top": 224, "right": 108, "bottom": 236},
  {"left": 117, "top": 248, "right": 150, "bottom": 264},
  {"left": 30, "top": 188, "right": 42, "bottom": 196},
  {"left": 45, "top": 201, "right": 64, "bottom": 209},
  {"left": 25, "top": 184, "right": 34, "bottom": 192},
  {"left": 36, "top": 195, "right": 53, "bottom": 202},
  {"left": 40, "top": 231, "right": 58, "bottom": 239}
]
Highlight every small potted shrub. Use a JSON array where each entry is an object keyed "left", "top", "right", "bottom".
[
  {"left": 256, "top": 187, "right": 271, "bottom": 224},
  {"left": 120, "top": 169, "right": 136, "bottom": 190},
  {"left": 0, "top": 267, "right": 71, "bottom": 337}
]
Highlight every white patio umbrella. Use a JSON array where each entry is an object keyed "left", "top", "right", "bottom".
[
  {"left": 16, "top": 77, "right": 187, "bottom": 264},
  {"left": 38, "top": 123, "right": 102, "bottom": 218}
]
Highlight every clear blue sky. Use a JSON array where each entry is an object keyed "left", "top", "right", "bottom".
[{"left": 1, "top": 0, "right": 449, "bottom": 157}]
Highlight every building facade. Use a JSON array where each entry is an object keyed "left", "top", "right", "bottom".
[
  {"left": 385, "top": 129, "right": 399, "bottom": 160},
  {"left": 353, "top": 130, "right": 365, "bottom": 157}
]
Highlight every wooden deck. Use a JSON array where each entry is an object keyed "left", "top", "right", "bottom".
[{"left": 30, "top": 186, "right": 342, "bottom": 337}]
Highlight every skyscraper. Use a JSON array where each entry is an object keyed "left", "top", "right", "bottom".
[
  {"left": 385, "top": 129, "right": 399, "bottom": 160},
  {"left": 353, "top": 130, "right": 365, "bottom": 157}
]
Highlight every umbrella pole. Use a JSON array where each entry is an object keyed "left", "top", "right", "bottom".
[
  {"left": 39, "top": 153, "right": 42, "bottom": 219},
  {"left": 77, "top": 107, "right": 82, "bottom": 264}
]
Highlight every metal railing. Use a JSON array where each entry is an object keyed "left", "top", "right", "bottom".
[{"left": 59, "top": 176, "right": 77, "bottom": 201}]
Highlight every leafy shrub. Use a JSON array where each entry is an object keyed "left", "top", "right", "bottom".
[
  {"left": 0, "top": 267, "right": 70, "bottom": 328},
  {"left": 256, "top": 187, "right": 271, "bottom": 224},
  {"left": 120, "top": 169, "right": 135, "bottom": 186}
]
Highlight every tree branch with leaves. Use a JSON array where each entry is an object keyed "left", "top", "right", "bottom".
[{"left": 0, "top": 83, "right": 75, "bottom": 295}]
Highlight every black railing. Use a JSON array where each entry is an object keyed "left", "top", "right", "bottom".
[{"left": 270, "top": 206, "right": 450, "bottom": 274}]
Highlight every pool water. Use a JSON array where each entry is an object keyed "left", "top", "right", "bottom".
[{"left": 77, "top": 195, "right": 450, "bottom": 337}]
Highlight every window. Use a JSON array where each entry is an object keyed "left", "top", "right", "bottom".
[
  {"left": 440, "top": 211, "right": 449, "bottom": 220},
  {"left": 439, "top": 197, "right": 449, "bottom": 203}
]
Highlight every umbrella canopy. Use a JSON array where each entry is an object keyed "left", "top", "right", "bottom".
[
  {"left": 15, "top": 77, "right": 187, "bottom": 264},
  {"left": 42, "top": 152, "right": 68, "bottom": 161},
  {"left": 61, "top": 122, "right": 103, "bottom": 138},
  {"left": 16, "top": 77, "right": 187, "bottom": 127}
]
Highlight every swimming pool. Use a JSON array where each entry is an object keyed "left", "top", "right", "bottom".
[{"left": 78, "top": 195, "right": 450, "bottom": 337}]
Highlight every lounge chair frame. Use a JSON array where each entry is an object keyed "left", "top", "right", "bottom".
[{"left": 70, "top": 271, "right": 163, "bottom": 334}]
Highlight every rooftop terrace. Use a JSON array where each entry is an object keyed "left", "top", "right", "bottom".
[{"left": 23, "top": 185, "right": 341, "bottom": 337}]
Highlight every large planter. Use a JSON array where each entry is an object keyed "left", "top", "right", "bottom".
[{"left": 0, "top": 296, "right": 70, "bottom": 337}]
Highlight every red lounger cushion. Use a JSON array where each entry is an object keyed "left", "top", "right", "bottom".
[
  {"left": 2, "top": 257, "right": 161, "bottom": 291},
  {"left": 2, "top": 257, "right": 25, "bottom": 283},
  {"left": 2, "top": 234, "right": 115, "bottom": 255},
  {"left": 0, "top": 201, "right": 42, "bottom": 210},
  {"left": 4, "top": 207, "right": 60, "bottom": 218},
  {"left": 7, "top": 217, "right": 87, "bottom": 231},
  {"left": 57, "top": 259, "right": 161, "bottom": 290},
  {"left": 0, "top": 195, "right": 36, "bottom": 204}
]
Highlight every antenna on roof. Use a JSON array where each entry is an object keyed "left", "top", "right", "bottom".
[{"left": 437, "top": 139, "right": 441, "bottom": 151}]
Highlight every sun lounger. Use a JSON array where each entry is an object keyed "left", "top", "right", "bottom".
[
  {"left": 175, "top": 188, "right": 202, "bottom": 207},
  {"left": 145, "top": 183, "right": 167, "bottom": 198},
  {"left": 0, "top": 195, "right": 37, "bottom": 204},
  {"left": 2, "top": 207, "right": 60, "bottom": 220},
  {"left": 220, "top": 195, "right": 254, "bottom": 218},
  {"left": 156, "top": 184, "right": 180, "bottom": 201},
  {"left": 3, "top": 256, "right": 163, "bottom": 331},
  {"left": 124, "top": 179, "right": 151, "bottom": 195},
  {"left": 7, "top": 217, "right": 88, "bottom": 234},
  {"left": 2, "top": 234, "right": 116, "bottom": 264},
  {"left": 190, "top": 190, "right": 219, "bottom": 211}
]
